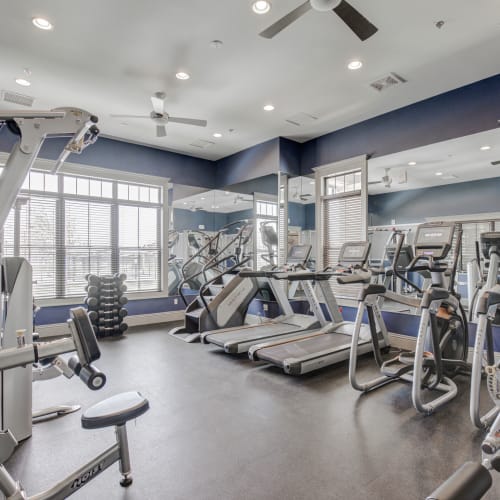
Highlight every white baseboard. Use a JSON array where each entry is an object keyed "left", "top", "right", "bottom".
[{"left": 36, "top": 310, "right": 184, "bottom": 338}]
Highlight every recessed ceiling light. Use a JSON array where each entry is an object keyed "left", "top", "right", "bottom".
[
  {"left": 347, "top": 60, "right": 363, "bottom": 70},
  {"left": 213, "top": 132, "right": 222, "bottom": 138},
  {"left": 175, "top": 72, "right": 190, "bottom": 80},
  {"left": 435, "top": 172, "right": 443, "bottom": 176},
  {"left": 32, "top": 17, "right": 53, "bottom": 30},
  {"left": 252, "top": 1, "right": 271, "bottom": 14},
  {"left": 263, "top": 104, "right": 275, "bottom": 111},
  {"left": 183, "top": 202, "right": 187, "bottom": 205},
  {"left": 309, "top": 181, "right": 315, "bottom": 185},
  {"left": 15, "top": 78, "right": 31, "bottom": 87},
  {"left": 201, "top": 197, "right": 205, "bottom": 200},
  {"left": 408, "top": 161, "right": 417, "bottom": 166},
  {"left": 480, "top": 145, "right": 491, "bottom": 151}
]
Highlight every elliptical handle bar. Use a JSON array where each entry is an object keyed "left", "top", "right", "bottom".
[{"left": 391, "top": 232, "right": 423, "bottom": 294}]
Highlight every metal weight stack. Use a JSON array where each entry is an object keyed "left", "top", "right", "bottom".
[{"left": 84, "top": 273, "right": 129, "bottom": 338}]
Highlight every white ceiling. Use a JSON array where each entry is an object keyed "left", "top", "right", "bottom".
[
  {"left": 1, "top": 1, "right": 499, "bottom": 160},
  {"left": 173, "top": 189, "right": 253, "bottom": 213},
  {"left": 368, "top": 128, "right": 500, "bottom": 194}
]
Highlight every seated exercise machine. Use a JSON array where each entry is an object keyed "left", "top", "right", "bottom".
[
  {"left": 470, "top": 232, "right": 500, "bottom": 430},
  {"left": 426, "top": 357, "right": 500, "bottom": 499},
  {"left": 349, "top": 222, "right": 470, "bottom": 415},
  {"left": 169, "top": 220, "right": 256, "bottom": 342},
  {"left": 0, "top": 307, "right": 149, "bottom": 498},
  {"left": 201, "top": 243, "right": 323, "bottom": 355},
  {"left": 0, "top": 109, "right": 149, "bottom": 496},
  {"left": 246, "top": 241, "right": 391, "bottom": 375}
]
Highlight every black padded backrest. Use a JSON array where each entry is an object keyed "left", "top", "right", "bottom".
[{"left": 69, "top": 307, "right": 101, "bottom": 363}]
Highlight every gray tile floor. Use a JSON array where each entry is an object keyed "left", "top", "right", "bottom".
[{"left": 6, "top": 324, "right": 500, "bottom": 499}]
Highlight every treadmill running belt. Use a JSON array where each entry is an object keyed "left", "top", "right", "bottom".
[
  {"left": 204, "top": 322, "right": 302, "bottom": 348},
  {"left": 256, "top": 333, "right": 353, "bottom": 364}
]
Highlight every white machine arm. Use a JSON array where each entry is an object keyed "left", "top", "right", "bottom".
[{"left": 0, "top": 108, "right": 99, "bottom": 231}]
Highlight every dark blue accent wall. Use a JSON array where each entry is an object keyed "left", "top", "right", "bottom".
[
  {"left": 288, "top": 202, "right": 306, "bottom": 228},
  {"left": 223, "top": 174, "right": 278, "bottom": 196},
  {"left": 0, "top": 127, "right": 216, "bottom": 188},
  {"left": 369, "top": 176, "right": 500, "bottom": 226},
  {"left": 279, "top": 137, "right": 301, "bottom": 176},
  {"left": 216, "top": 138, "right": 280, "bottom": 187},
  {"left": 301, "top": 74, "right": 500, "bottom": 173},
  {"left": 173, "top": 208, "right": 227, "bottom": 232},
  {"left": 305, "top": 204, "right": 315, "bottom": 230}
]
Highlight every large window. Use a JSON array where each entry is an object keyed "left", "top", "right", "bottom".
[{"left": 2, "top": 168, "right": 164, "bottom": 300}]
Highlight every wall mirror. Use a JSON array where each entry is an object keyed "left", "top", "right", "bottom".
[{"left": 367, "top": 128, "right": 500, "bottom": 314}]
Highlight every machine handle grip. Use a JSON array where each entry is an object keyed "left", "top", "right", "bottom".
[
  {"left": 68, "top": 355, "right": 106, "bottom": 390},
  {"left": 426, "top": 462, "right": 492, "bottom": 500}
]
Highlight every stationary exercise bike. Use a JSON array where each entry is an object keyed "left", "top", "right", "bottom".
[
  {"left": 349, "top": 222, "right": 470, "bottom": 415},
  {"left": 0, "top": 307, "right": 149, "bottom": 499}
]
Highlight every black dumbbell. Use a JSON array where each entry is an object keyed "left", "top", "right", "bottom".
[
  {"left": 89, "top": 308, "right": 128, "bottom": 319},
  {"left": 99, "top": 284, "right": 127, "bottom": 293},
  {"left": 85, "top": 297, "right": 99, "bottom": 308},
  {"left": 97, "top": 317, "right": 123, "bottom": 324},
  {"left": 86, "top": 274, "right": 100, "bottom": 286},
  {"left": 85, "top": 285, "right": 99, "bottom": 297},
  {"left": 99, "top": 296, "right": 128, "bottom": 305},
  {"left": 93, "top": 323, "right": 128, "bottom": 335}
]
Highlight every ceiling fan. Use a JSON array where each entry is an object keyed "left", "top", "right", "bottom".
[
  {"left": 259, "top": 0, "right": 378, "bottom": 41},
  {"left": 111, "top": 92, "right": 207, "bottom": 138},
  {"left": 369, "top": 168, "right": 392, "bottom": 188}
]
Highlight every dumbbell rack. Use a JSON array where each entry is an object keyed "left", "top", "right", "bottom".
[{"left": 85, "top": 274, "right": 129, "bottom": 338}]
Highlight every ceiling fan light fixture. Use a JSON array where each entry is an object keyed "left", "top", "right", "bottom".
[
  {"left": 347, "top": 60, "right": 363, "bottom": 70},
  {"left": 32, "top": 17, "right": 53, "bottom": 30},
  {"left": 310, "top": 0, "right": 341, "bottom": 12},
  {"left": 15, "top": 78, "right": 31, "bottom": 87},
  {"left": 176, "top": 72, "right": 190, "bottom": 80},
  {"left": 252, "top": 1, "right": 271, "bottom": 14}
]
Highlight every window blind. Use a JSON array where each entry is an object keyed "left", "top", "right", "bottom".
[{"left": 2, "top": 169, "right": 164, "bottom": 300}]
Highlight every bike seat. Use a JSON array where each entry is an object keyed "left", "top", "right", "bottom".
[{"left": 81, "top": 391, "right": 149, "bottom": 430}]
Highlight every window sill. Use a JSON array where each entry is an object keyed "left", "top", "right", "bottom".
[{"left": 37, "top": 291, "right": 170, "bottom": 308}]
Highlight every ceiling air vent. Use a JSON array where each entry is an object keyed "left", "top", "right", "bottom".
[
  {"left": 190, "top": 139, "right": 215, "bottom": 149},
  {"left": 370, "top": 73, "right": 407, "bottom": 92},
  {"left": 491, "top": 160, "right": 500, "bottom": 166},
  {"left": 1, "top": 90, "right": 34, "bottom": 107},
  {"left": 285, "top": 112, "right": 318, "bottom": 127}
]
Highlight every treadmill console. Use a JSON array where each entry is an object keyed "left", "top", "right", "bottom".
[
  {"left": 413, "top": 222, "right": 455, "bottom": 260},
  {"left": 480, "top": 232, "right": 500, "bottom": 259},
  {"left": 287, "top": 244, "right": 312, "bottom": 267},
  {"left": 338, "top": 241, "right": 371, "bottom": 267}
]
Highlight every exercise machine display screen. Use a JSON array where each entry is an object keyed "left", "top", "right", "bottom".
[
  {"left": 480, "top": 232, "right": 500, "bottom": 259},
  {"left": 339, "top": 242, "right": 370, "bottom": 265},
  {"left": 414, "top": 223, "right": 455, "bottom": 260},
  {"left": 287, "top": 245, "right": 312, "bottom": 264}
]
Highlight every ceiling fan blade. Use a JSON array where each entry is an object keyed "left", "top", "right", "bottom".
[
  {"left": 110, "top": 114, "right": 151, "bottom": 119},
  {"left": 151, "top": 94, "right": 165, "bottom": 115},
  {"left": 169, "top": 117, "right": 208, "bottom": 127},
  {"left": 333, "top": 0, "right": 378, "bottom": 41},
  {"left": 259, "top": 1, "right": 312, "bottom": 39},
  {"left": 156, "top": 125, "right": 167, "bottom": 137}
]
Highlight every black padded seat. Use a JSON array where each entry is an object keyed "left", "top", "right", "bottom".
[{"left": 81, "top": 392, "right": 149, "bottom": 430}]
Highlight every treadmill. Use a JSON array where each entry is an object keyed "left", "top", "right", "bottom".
[
  {"left": 248, "top": 241, "right": 391, "bottom": 375},
  {"left": 201, "top": 244, "right": 328, "bottom": 354}
]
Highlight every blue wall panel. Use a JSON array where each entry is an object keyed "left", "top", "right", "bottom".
[
  {"left": 216, "top": 138, "right": 279, "bottom": 187},
  {"left": 0, "top": 127, "right": 216, "bottom": 188},
  {"left": 301, "top": 74, "right": 500, "bottom": 173},
  {"left": 279, "top": 137, "right": 301, "bottom": 176},
  {"left": 369, "top": 176, "right": 500, "bottom": 226}
]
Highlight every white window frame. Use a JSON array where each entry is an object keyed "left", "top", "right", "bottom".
[
  {"left": 0, "top": 152, "right": 170, "bottom": 306},
  {"left": 313, "top": 155, "right": 368, "bottom": 271}
]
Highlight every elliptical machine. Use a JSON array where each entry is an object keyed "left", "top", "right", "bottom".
[
  {"left": 470, "top": 232, "right": 500, "bottom": 430},
  {"left": 349, "top": 222, "right": 470, "bottom": 415}
]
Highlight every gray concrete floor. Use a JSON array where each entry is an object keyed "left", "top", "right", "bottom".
[{"left": 6, "top": 324, "right": 500, "bottom": 499}]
